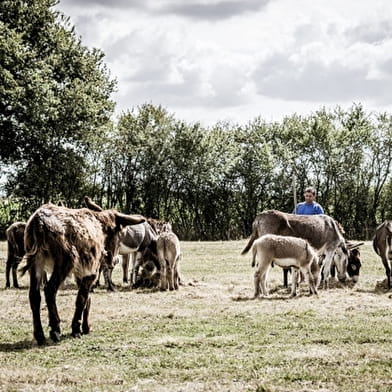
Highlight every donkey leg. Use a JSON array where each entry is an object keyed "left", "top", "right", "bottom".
[
  {"left": 308, "top": 267, "right": 318, "bottom": 295},
  {"left": 122, "top": 254, "right": 129, "bottom": 284},
  {"left": 173, "top": 259, "right": 179, "bottom": 290},
  {"left": 44, "top": 271, "right": 64, "bottom": 343},
  {"left": 131, "top": 252, "right": 142, "bottom": 288},
  {"left": 254, "top": 262, "right": 270, "bottom": 298},
  {"left": 82, "top": 296, "right": 92, "bottom": 335},
  {"left": 82, "top": 276, "right": 97, "bottom": 335},
  {"left": 321, "top": 253, "right": 334, "bottom": 289},
  {"left": 103, "top": 266, "right": 115, "bottom": 291},
  {"left": 260, "top": 268, "right": 270, "bottom": 297},
  {"left": 5, "top": 255, "right": 14, "bottom": 288},
  {"left": 130, "top": 253, "right": 136, "bottom": 287},
  {"left": 389, "top": 269, "right": 392, "bottom": 290},
  {"left": 283, "top": 268, "right": 289, "bottom": 288},
  {"left": 290, "top": 268, "right": 298, "bottom": 297},
  {"left": 92, "top": 268, "right": 101, "bottom": 289},
  {"left": 29, "top": 265, "right": 45, "bottom": 345},
  {"left": 254, "top": 259, "right": 270, "bottom": 298},
  {"left": 72, "top": 275, "right": 96, "bottom": 338},
  {"left": 12, "top": 261, "right": 20, "bottom": 288},
  {"left": 167, "top": 262, "right": 174, "bottom": 290},
  {"left": 159, "top": 259, "right": 168, "bottom": 291},
  {"left": 253, "top": 270, "right": 261, "bottom": 298},
  {"left": 133, "top": 253, "right": 141, "bottom": 288},
  {"left": 381, "top": 256, "right": 391, "bottom": 289},
  {"left": 301, "top": 266, "right": 317, "bottom": 296}
]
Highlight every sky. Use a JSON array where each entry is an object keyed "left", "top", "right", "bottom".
[{"left": 54, "top": 0, "right": 392, "bottom": 126}]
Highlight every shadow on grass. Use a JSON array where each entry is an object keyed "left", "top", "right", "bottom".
[
  {"left": 0, "top": 340, "right": 35, "bottom": 351},
  {"left": 231, "top": 294, "right": 296, "bottom": 301},
  {"left": 91, "top": 285, "right": 162, "bottom": 295},
  {"left": 355, "top": 286, "right": 392, "bottom": 295},
  {"left": 1, "top": 283, "right": 164, "bottom": 299},
  {"left": 0, "top": 333, "right": 82, "bottom": 352},
  {"left": 0, "top": 286, "right": 28, "bottom": 292},
  {"left": 0, "top": 284, "right": 79, "bottom": 293}
]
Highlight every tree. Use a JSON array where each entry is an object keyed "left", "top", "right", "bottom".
[
  {"left": 101, "top": 104, "right": 175, "bottom": 215},
  {"left": 366, "top": 113, "right": 392, "bottom": 229},
  {"left": 234, "top": 118, "right": 277, "bottom": 233},
  {"left": 0, "top": 0, "right": 116, "bottom": 211}
]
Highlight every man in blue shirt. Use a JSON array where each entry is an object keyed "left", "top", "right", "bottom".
[
  {"left": 293, "top": 186, "right": 324, "bottom": 215},
  {"left": 284, "top": 186, "right": 324, "bottom": 287}
]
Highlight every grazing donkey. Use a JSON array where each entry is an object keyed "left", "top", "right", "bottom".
[
  {"left": 5, "top": 221, "right": 26, "bottom": 288},
  {"left": 242, "top": 210, "right": 348, "bottom": 288},
  {"left": 20, "top": 199, "right": 145, "bottom": 345},
  {"left": 346, "top": 247, "right": 362, "bottom": 284},
  {"left": 373, "top": 220, "right": 392, "bottom": 289},
  {"left": 328, "top": 242, "right": 364, "bottom": 285},
  {"left": 119, "top": 218, "right": 172, "bottom": 288},
  {"left": 84, "top": 196, "right": 161, "bottom": 289},
  {"left": 119, "top": 221, "right": 159, "bottom": 288}
]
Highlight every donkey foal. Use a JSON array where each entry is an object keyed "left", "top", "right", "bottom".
[{"left": 252, "top": 234, "right": 320, "bottom": 298}]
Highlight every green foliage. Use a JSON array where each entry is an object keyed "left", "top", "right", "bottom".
[
  {"left": 0, "top": 198, "right": 25, "bottom": 238},
  {"left": 89, "top": 102, "right": 392, "bottom": 239},
  {"left": 0, "top": 0, "right": 116, "bottom": 216}
]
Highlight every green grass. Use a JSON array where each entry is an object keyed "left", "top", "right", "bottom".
[{"left": 0, "top": 240, "right": 391, "bottom": 391}]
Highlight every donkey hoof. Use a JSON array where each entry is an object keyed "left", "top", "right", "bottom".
[
  {"left": 34, "top": 330, "right": 46, "bottom": 345},
  {"left": 50, "top": 330, "right": 61, "bottom": 343},
  {"left": 71, "top": 331, "right": 82, "bottom": 339},
  {"left": 36, "top": 336, "right": 46, "bottom": 346}
]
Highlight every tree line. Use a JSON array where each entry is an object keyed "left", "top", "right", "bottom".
[
  {"left": 2, "top": 101, "right": 392, "bottom": 240},
  {"left": 1, "top": 1, "right": 392, "bottom": 240}
]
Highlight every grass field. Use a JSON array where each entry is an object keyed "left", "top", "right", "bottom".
[{"left": 0, "top": 240, "right": 391, "bottom": 392}]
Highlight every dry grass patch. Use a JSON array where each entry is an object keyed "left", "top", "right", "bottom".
[{"left": 0, "top": 240, "right": 391, "bottom": 391}]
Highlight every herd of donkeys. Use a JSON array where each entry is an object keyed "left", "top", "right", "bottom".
[{"left": 3, "top": 200, "right": 392, "bottom": 345}]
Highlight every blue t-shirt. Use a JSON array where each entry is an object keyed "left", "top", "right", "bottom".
[{"left": 294, "top": 202, "right": 324, "bottom": 215}]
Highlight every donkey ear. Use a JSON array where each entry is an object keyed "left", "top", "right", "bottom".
[
  {"left": 346, "top": 241, "right": 365, "bottom": 250},
  {"left": 386, "top": 221, "right": 392, "bottom": 233},
  {"left": 115, "top": 212, "right": 145, "bottom": 228},
  {"left": 84, "top": 196, "right": 103, "bottom": 212}
]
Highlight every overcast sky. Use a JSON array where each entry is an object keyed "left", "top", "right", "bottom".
[{"left": 55, "top": 0, "right": 392, "bottom": 126}]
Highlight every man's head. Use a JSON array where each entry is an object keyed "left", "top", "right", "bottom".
[{"left": 304, "top": 187, "right": 316, "bottom": 204}]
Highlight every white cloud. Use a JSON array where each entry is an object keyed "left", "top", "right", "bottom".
[{"left": 55, "top": 0, "right": 392, "bottom": 125}]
